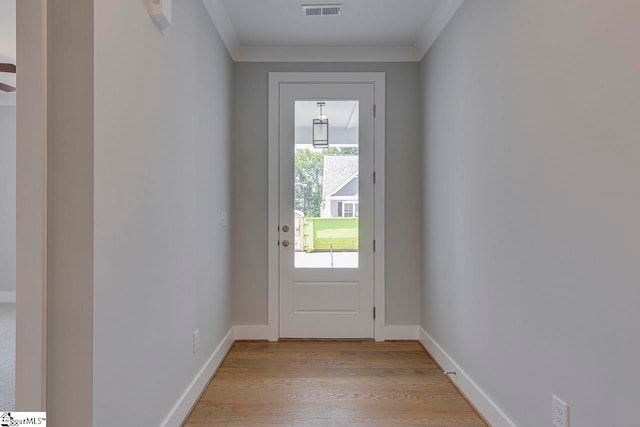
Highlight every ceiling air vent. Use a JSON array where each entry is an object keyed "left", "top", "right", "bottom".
[{"left": 302, "top": 4, "right": 342, "bottom": 17}]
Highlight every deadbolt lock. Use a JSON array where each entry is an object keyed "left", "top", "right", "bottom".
[{"left": 282, "top": 225, "right": 290, "bottom": 232}]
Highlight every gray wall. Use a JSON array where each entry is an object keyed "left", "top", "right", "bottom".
[
  {"left": 0, "top": 106, "right": 15, "bottom": 294},
  {"left": 233, "top": 62, "right": 422, "bottom": 326},
  {"left": 93, "top": 1, "right": 233, "bottom": 426},
  {"left": 420, "top": 1, "right": 640, "bottom": 426}
]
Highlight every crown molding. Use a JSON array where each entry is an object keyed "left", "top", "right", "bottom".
[
  {"left": 233, "top": 46, "right": 419, "bottom": 62},
  {"left": 202, "top": 0, "right": 240, "bottom": 56},
  {"left": 414, "top": 0, "right": 465, "bottom": 61},
  {"left": 203, "top": 0, "right": 465, "bottom": 63}
]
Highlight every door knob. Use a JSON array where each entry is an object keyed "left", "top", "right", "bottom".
[
  {"left": 282, "top": 225, "right": 290, "bottom": 232},
  {"left": 282, "top": 240, "right": 291, "bottom": 247}
]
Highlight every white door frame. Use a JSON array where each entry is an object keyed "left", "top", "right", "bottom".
[
  {"left": 268, "top": 72, "right": 386, "bottom": 342},
  {"left": 15, "top": 0, "right": 47, "bottom": 410}
]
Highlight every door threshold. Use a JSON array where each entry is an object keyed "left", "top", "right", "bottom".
[{"left": 277, "top": 338, "right": 375, "bottom": 342}]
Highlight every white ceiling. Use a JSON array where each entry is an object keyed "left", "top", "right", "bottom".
[
  {"left": 0, "top": 0, "right": 16, "bottom": 105},
  {"left": 203, "top": 0, "right": 464, "bottom": 62},
  {"left": 296, "top": 100, "right": 358, "bottom": 129},
  {"left": 225, "top": 0, "right": 439, "bottom": 47},
  {"left": 295, "top": 100, "right": 359, "bottom": 146}
]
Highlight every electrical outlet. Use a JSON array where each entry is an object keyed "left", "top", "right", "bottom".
[
  {"left": 220, "top": 211, "right": 228, "bottom": 228},
  {"left": 193, "top": 329, "right": 200, "bottom": 354},
  {"left": 553, "top": 395, "right": 569, "bottom": 427}
]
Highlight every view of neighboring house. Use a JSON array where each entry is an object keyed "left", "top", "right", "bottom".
[{"left": 320, "top": 155, "right": 359, "bottom": 218}]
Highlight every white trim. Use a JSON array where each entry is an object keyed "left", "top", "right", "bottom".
[
  {"left": 414, "top": 0, "right": 465, "bottom": 61},
  {"left": 329, "top": 173, "right": 358, "bottom": 198},
  {"left": 233, "top": 325, "right": 419, "bottom": 342},
  {"left": 268, "top": 72, "right": 386, "bottom": 342},
  {"left": 160, "top": 327, "right": 235, "bottom": 427},
  {"left": 0, "top": 292, "right": 16, "bottom": 303},
  {"left": 234, "top": 325, "right": 270, "bottom": 341},
  {"left": 419, "top": 327, "right": 517, "bottom": 427},
  {"left": 234, "top": 46, "right": 419, "bottom": 63},
  {"left": 338, "top": 201, "right": 358, "bottom": 218},
  {"left": 330, "top": 196, "right": 359, "bottom": 202},
  {"left": 372, "top": 76, "right": 386, "bottom": 342},
  {"left": 267, "top": 74, "right": 280, "bottom": 341},
  {"left": 383, "top": 325, "right": 418, "bottom": 340},
  {"left": 15, "top": 0, "right": 47, "bottom": 410},
  {"left": 201, "top": 0, "right": 240, "bottom": 55}
]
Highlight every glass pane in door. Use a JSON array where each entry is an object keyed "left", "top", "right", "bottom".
[{"left": 293, "top": 100, "right": 359, "bottom": 268}]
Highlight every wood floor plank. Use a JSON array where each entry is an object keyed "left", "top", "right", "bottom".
[
  {"left": 226, "top": 350, "right": 345, "bottom": 360},
  {"left": 215, "top": 366, "right": 330, "bottom": 380},
  {"left": 185, "top": 421, "right": 292, "bottom": 427},
  {"left": 183, "top": 341, "right": 487, "bottom": 426}
]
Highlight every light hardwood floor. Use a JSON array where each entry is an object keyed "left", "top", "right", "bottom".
[{"left": 184, "top": 340, "right": 487, "bottom": 427}]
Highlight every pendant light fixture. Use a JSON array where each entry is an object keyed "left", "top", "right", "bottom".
[{"left": 313, "top": 102, "right": 329, "bottom": 148}]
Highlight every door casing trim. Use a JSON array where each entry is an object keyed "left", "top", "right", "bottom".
[
  {"left": 16, "top": 0, "right": 48, "bottom": 410},
  {"left": 267, "top": 72, "right": 386, "bottom": 341}
]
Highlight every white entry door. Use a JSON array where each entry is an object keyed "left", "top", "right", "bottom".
[{"left": 279, "top": 83, "right": 375, "bottom": 338}]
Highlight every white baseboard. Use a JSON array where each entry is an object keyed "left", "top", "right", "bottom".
[
  {"left": 233, "top": 324, "right": 419, "bottom": 341},
  {"left": 0, "top": 292, "right": 16, "bottom": 303},
  {"left": 160, "top": 327, "right": 234, "bottom": 427},
  {"left": 384, "top": 325, "right": 419, "bottom": 340},
  {"left": 418, "top": 327, "right": 516, "bottom": 427},
  {"left": 233, "top": 325, "right": 420, "bottom": 341},
  {"left": 234, "top": 325, "right": 270, "bottom": 340}
]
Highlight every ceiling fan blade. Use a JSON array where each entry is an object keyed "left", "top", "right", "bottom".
[
  {"left": 0, "top": 63, "right": 16, "bottom": 73},
  {"left": 0, "top": 82, "right": 16, "bottom": 93}
]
